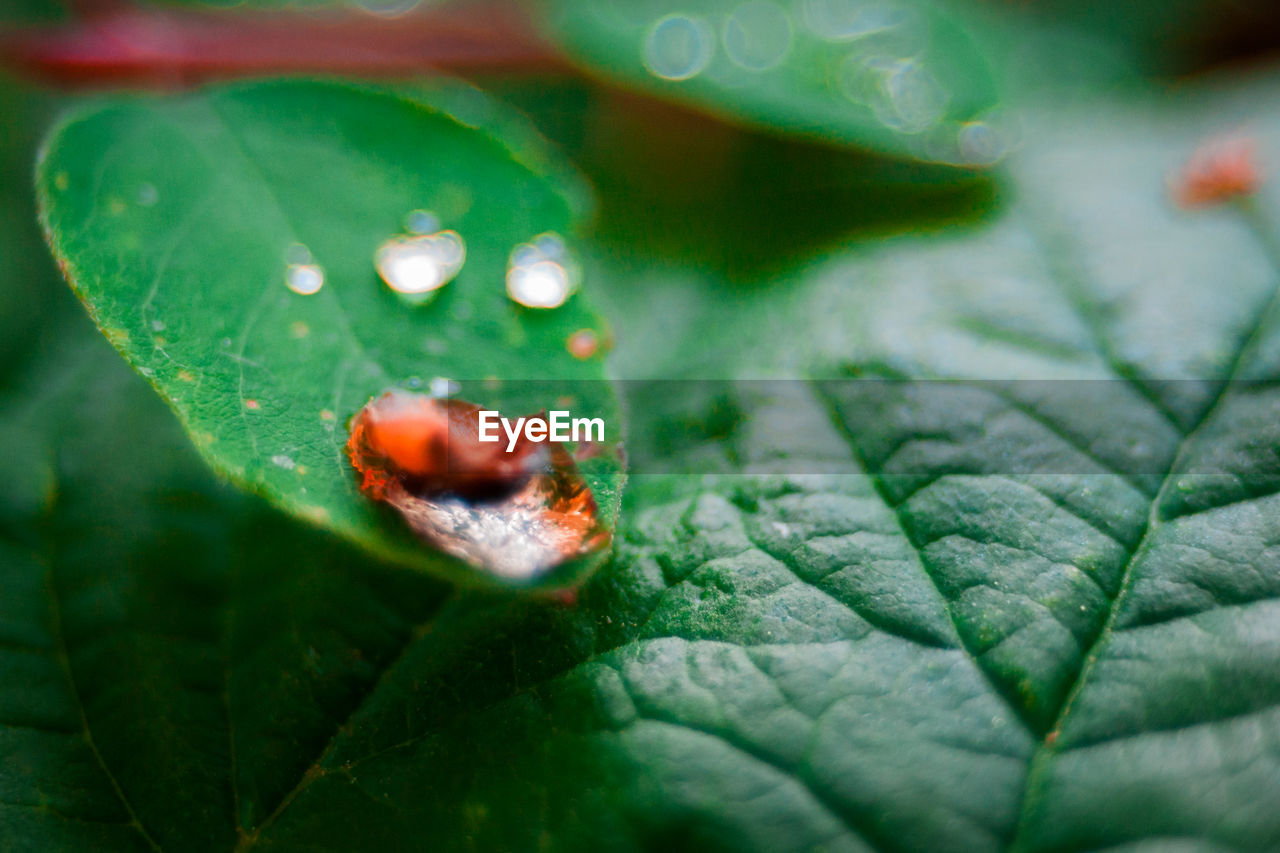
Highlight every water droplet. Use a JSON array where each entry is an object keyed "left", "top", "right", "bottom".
[
  {"left": 285, "top": 243, "right": 312, "bottom": 265},
  {"left": 404, "top": 208, "right": 441, "bottom": 235},
  {"left": 643, "top": 14, "right": 715, "bottom": 81},
  {"left": 958, "top": 121, "right": 1006, "bottom": 166},
  {"left": 244, "top": 399, "right": 261, "bottom": 410},
  {"left": 320, "top": 409, "right": 336, "bottom": 421},
  {"left": 286, "top": 263, "right": 325, "bottom": 295},
  {"left": 290, "top": 320, "right": 310, "bottom": 339},
  {"left": 271, "top": 454, "right": 296, "bottom": 470},
  {"left": 150, "top": 319, "right": 166, "bottom": 332},
  {"left": 724, "top": 1, "right": 792, "bottom": 71},
  {"left": 429, "top": 377, "right": 457, "bottom": 398},
  {"left": 138, "top": 183, "right": 159, "bottom": 207},
  {"left": 802, "top": 0, "right": 912, "bottom": 41},
  {"left": 355, "top": 0, "right": 419, "bottom": 16},
  {"left": 567, "top": 329, "right": 599, "bottom": 360},
  {"left": 346, "top": 391, "right": 610, "bottom": 580},
  {"left": 506, "top": 232, "right": 581, "bottom": 309},
  {"left": 839, "top": 55, "right": 946, "bottom": 134},
  {"left": 376, "top": 231, "right": 466, "bottom": 303}
]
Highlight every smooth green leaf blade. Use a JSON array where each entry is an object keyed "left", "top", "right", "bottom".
[
  {"left": 35, "top": 79, "right": 623, "bottom": 589},
  {"left": 537, "top": 0, "right": 1001, "bottom": 164}
]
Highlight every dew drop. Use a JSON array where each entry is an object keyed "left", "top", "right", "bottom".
[
  {"left": 429, "top": 377, "right": 457, "bottom": 398},
  {"left": 957, "top": 121, "right": 1006, "bottom": 166},
  {"left": 244, "top": 399, "right": 261, "bottom": 411},
  {"left": 138, "top": 183, "right": 159, "bottom": 207},
  {"left": 355, "top": 0, "right": 419, "bottom": 17},
  {"left": 346, "top": 391, "right": 610, "bottom": 580},
  {"left": 150, "top": 319, "right": 166, "bottom": 332},
  {"left": 404, "top": 208, "right": 442, "bottom": 235},
  {"left": 803, "top": 0, "right": 912, "bottom": 41},
  {"left": 271, "top": 454, "right": 296, "bottom": 470},
  {"left": 506, "top": 232, "right": 581, "bottom": 309},
  {"left": 724, "top": 1, "right": 792, "bottom": 71},
  {"left": 286, "top": 263, "right": 325, "bottom": 295},
  {"left": 839, "top": 54, "right": 946, "bottom": 134},
  {"left": 643, "top": 14, "right": 715, "bottom": 81},
  {"left": 285, "top": 243, "right": 313, "bottom": 265},
  {"left": 376, "top": 231, "right": 466, "bottom": 303}
]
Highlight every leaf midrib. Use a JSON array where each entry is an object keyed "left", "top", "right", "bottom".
[{"left": 1005, "top": 198, "right": 1280, "bottom": 850}]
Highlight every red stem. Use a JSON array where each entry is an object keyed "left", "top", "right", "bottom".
[{"left": 0, "top": 1, "right": 566, "bottom": 88}]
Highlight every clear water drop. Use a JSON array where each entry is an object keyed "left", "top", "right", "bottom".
[
  {"left": 643, "top": 14, "right": 715, "bottom": 81},
  {"left": 506, "top": 232, "right": 581, "bottom": 310},
  {"left": 958, "top": 121, "right": 1006, "bottom": 166},
  {"left": 286, "top": 263, "right": 325, "bottom": 295},
  {"left": 355, "top": 0, "right": 419, "bottom": 16},
  {"left": 429, "top": 377, "right": 457, "bottom": 398},
  {"left": 285, "top": 242, "right": 313, "bottom": 265},
  {"left": 724, "top": 1, "right": 792, "bottom": 71},
  {"left": 803, "top": 0, "right": 912, "bottom": 41},
  {"left": 839, "top": 54, "right": 946, "bottom": 134},
  {"left": 404, "top": 208, "right": 441, "bottom": 235},
  {"left": 376, "top": 231, "right": 466, "bottom": 303}
]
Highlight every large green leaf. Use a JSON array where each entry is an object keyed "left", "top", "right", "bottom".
[
  {"left": 8, "top": 63, "right": 1280, "bottom": 851},
  {"left": 34, "top": 79, "right": 623, "bottom": 589}
]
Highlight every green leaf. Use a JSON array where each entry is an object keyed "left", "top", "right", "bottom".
[
  {"left": 34, "top": 78, "right": 623, "bottom": 589},
  {"left": 14, "top": 63, "right": 1280, "bottom": 853},
  {"left": 536, "top": 0, "right": 1002, "bottom": 164}
]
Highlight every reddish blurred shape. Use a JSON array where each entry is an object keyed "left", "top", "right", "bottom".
[
  {"left": 1, "top": 1, "right": 563, "bottom": 87},
  {"left": 1172, "top": 133, "right": 1262, "bottom": 208}
]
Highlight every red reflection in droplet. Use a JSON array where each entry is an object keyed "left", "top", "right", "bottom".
[
  {"left": 1173, "top": 134, "right": 1261, "bottom": 208},
  {"left": 346, "top": 390, "right": 610, "bottom": 580}
]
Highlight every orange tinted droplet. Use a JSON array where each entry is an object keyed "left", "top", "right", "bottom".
[
  {"left": 346, "top": 390, "right": 610, "bottom": 580},
  {"left": 244, "top": 399, "right": 261, "bottom": 410},
  {"left": 567, "top": 329, "right": 599, "bottom": 360},
  {"left": 1173, "top": 134, "right": 1262, "bottom": 208}
]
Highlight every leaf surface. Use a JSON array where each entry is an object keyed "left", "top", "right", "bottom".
[
  {"left": 10, "top": 67, "right": 1280, "bottom": 853},
  {"left": 35, "top": 79, "right": 622, "bottom": 588}
]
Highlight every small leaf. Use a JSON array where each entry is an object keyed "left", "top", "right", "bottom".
[{"left": 35, "top": 79, "right": 623, "bottom": 588}]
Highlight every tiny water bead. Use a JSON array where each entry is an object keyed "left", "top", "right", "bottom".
[
  {"left": 839, "top": 54, "right": 946, "bottom": 134},
  {"left": 404, "top": 208, "right": 441, "bottom": 235},
  {"left": 285, "top": 263, "right": 325, "bottom": 295},
  {"left": 346, "top": 391, "right": 609, "bottom": 580},
  {"left": 724, "top": 1, "right": 792, "bottom": 71},
  {"left": 802, "top": 0, "right": 916, "bottom": 43},
  {"left": 283, "top": 243, "right": 325, "bottom": 295},
  {"left": 506, "top": 232, "right": 581, "bottom": 309},
  {"left": 643, "top": 14, "right": 715, "bottom": 81},
  {"left": 376, "top": 231, "right": 466, "bottom": 303}
]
